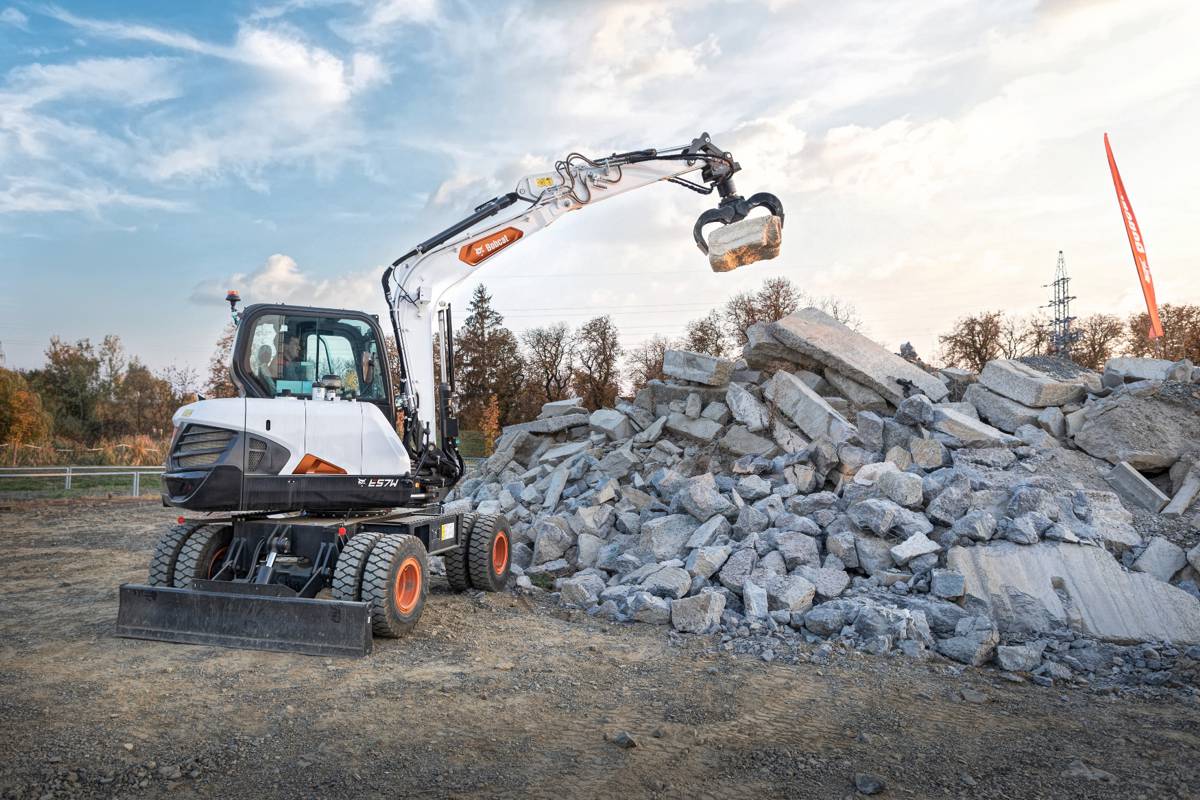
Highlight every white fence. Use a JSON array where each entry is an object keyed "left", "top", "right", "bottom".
[{"left": 0, "top": 465, "right": 164, "bottom": 496}]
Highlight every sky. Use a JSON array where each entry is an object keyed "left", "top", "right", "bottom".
[{"left": 1, "top": 0, "right": 1198, "bottom": 378}]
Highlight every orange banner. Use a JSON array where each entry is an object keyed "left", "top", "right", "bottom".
[{"left": 1104, "top": 133, "right": 1164, "bottom": 339}]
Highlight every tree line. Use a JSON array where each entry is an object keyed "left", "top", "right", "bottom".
[
  {"left": 0, "top": 336, "right": 196, "bottom": 465},
  {"left": 936, "top": 304, "right": 1200, "bottom": 372},
  {"left": 448, "top": 278, "right": 861, "bottom": 448}
]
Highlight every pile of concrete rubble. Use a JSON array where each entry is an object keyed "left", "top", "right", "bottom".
[{"left": 447, "top": 308, "right": 1200, "bottom": 688}]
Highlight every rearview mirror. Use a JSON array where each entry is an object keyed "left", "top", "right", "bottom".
[{"left": 361, "top": 351, "right": 375, "bottom": 386}]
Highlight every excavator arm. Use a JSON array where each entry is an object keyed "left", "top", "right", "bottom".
[{"left": 382, "top": 132, "right": 784, "bottom": 485}]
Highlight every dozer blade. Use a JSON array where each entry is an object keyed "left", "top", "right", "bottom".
[
  {"left": 705, "top": 214, "right": 783, "bottom": 272},
  {"left": 115, "top": 583, "right": 372, "bottom": 657}
]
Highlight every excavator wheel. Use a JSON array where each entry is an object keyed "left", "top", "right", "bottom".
[
  {"left": 361, "top": 534, "right": 429, "bottom": 638},
  {"left": 172, "top": 525, "right": 234, "bottom": 588},
  {"left": 443, "top": 512, "right": 479, "bottom": 592},
  {"left": 467, "top": 514, "right": 512, "bottom": 592},
  {"left": 148, "top": 522, "right": 206, "bottom": 587},
  {"left": 331, "top": 531, "right": 384, "bottom": 601}
]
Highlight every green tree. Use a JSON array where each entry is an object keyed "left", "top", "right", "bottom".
[
  {"left": 205, "top": 323, "right": 239, "bottom": 398},
  {"left": 454, "top": 285, "right": 526, "bottom": 429},
  {"left": 27, "top": 337, "right": 102, "bottom": 441}
]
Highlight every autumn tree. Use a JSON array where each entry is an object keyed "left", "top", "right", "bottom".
[
  {"left": 626, "top": 334, "right": 676, "bottom": 391},
  {"left": 572, "top": 315, "right": 622, "bottom": 409},
  {"left": 1072, "top": 314, "right": 1126, "bottom": 371},
  {"left": 454, "top": 284, "right": 526, "bottom": 429},
  {"left": 997, "top": 314, "right": 1048, "bottom": 360},
  {"left": 1124, "top": 304, "right": 1200, "bottom": 363},
  {"left": 681, "top": 310, "right": 729, "bottom": 357},
  {"left": 0, "top": 369, "right": 52, "bottom": 465},
  {"left": 205, "top": 323, "right": 239, "bottom": 398},
  {"left": 522, "top": 323, "right": 574, "bottom": 403}
]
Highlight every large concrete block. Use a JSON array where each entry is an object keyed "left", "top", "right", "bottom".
[
  {"left": 977, "top": 360, "right": 1087, "bottom": 408},
  {"left": 726, "top": 382, "right": 770, "bottom": 432},
  {"left": 663, "top": 350, "right": 734, "bottom": 386},
  {"left": 823, "top": 369, "right": 889, "bottom": 414},
  {"left": 589, "top": 408, "right": 633, "bottom": 441},
  {"left": 1104, "top": 462, "right": 1169, "bottom": 513},
  {"left": 769, "top": 308, "right": 948, "bottom": 404},
  {"left": 963, "top": 384, "right": 1039, "bottom": 433},
  {"left": 1074, "top": 384, "right": 1200, "bottom": 470},
  {"left": 665, "top": 412, "right": 723, "bottom": 442},
  {"left": 931, "top": 407, "right": 1013, "bottom": 448},
  {"left": 706, "top": 214, "right": 782, "bottom": 273},
  {"left": 947, "top": 542, "right": 1200, "bottom": 644},
  {"left": 1162, "top": 465, "right": 1200, "bottom": 517},
  {"left": 1105, "top": 357, "right": 1186, "bottom": 382},
  {"left": 503, "top": 413, "right": 590, "bottom": 436},
  {"left": 720, "top": 425, "right": 779, "bottom": 458},
  {"left": 539, "top": 397, "right": 586, "bottom": 418},
  {"left": 766, "top": 371, "right": 856, "bottom": 442},
  {"left": 1132, "top": 537, "right": 1186, "bottom": 582}
]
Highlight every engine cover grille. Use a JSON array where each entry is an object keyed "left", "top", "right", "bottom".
[{"left": 170, "top": 424, "right": 236, "bottom": 469}]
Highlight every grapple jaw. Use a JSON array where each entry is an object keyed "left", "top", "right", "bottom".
[{"left": 694, "top": 191, "right": 784, "bottom": 272}]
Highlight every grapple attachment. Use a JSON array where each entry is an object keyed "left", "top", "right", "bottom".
[
  {"left": 115, "top": 582, "right": 372, "bottom": 657},
  {"left": 694, "top": 191, "right": 785, "bottom": 272}
]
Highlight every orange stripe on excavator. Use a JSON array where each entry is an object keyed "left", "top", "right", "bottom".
[{"left": 293, "top": 454, "right": 347, "bottom": 475}]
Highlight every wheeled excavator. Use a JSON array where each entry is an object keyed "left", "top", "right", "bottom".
[{"left": 115, "top": 133, "right": 785, "bottom": 656}]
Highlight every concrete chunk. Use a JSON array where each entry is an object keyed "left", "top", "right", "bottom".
[
  {"left": 1132, "top": 537, "right": 1187, "bottom": 582},
  {"left": 1163, "top": 465, "right": 1200, "bottom": 517},
  {"left": 823, "top": 369, "right": 889, "bottom": 414},
  {"left": 978, "top": 360, "right": 1086, "bottom": 408},
  {"left": 720, "top": 425, "right": 779, "bottom": 458},
  {"left": 948, "top": 542, "right": 1200, "bottom": 644},
  {"left": 665, "top": 412, "right": 723, "bottom": 442},
  {"left": 931, "top": 407, "right": 1013, "bottom": 448},
  {"left": 726, "top": 383, "right": 770, "bottom": 432},
  {"left": 706, "top": 214, "right": 782, "bottom": 273},
  {"left": 963, "top": 384, "right": 1039, "bottom": 433},
  {"left": 769, "top": 308, "right": 948, "bottom": 404},
  {"left": 1104, "top": 462, "right": 1169, "bottom": 513},
  {"left": 1105, "top": 356, "right": 1185, "bottom": 382},
  {"left": 663, "top": 349, "right": 734, "bottom": 386},
  {"left": 670, "top": 591, "right": 726, "bottom": 633},
  {"left": 504, "top": 412, "right": 590, "bottom": 436},
  {"left": 766, "top": 371, "right": 856, "bottom": 442},
  {"left": 589, "top": 408, "right": 633, "bottom": 440},
  {"left": 539, "top": 397, "right": 585, "bottom": 418}
]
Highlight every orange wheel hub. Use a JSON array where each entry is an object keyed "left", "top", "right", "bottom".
[
  {"left": 207, "top": 546, "right": 228, "bottom": 579},
  {"left": 492, "top": 531, "right": 509, "bottom": 574},
  {"left": 394, "top": 557, "right": 422, "bottom": 615}
]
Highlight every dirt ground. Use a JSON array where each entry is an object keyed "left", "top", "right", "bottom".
[{"left": 1, "top": 500, "right": 1197, "bottom": 800}]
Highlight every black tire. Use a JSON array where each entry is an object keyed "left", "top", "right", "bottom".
[
  {"left": 331, "top": 531, "right": 383, "bottom": 601},
  {"left": 444, "top": 512, "right": 478, "bottom": 592},
  {"left": 467, "top": 514, "right": 511, "bottom": 592},
  {"left": 148, "top": 523, "right": 205, "bottom": 586},
  {"left": 172, "top": 525, "right": 234, "bottom": 588},
  {"left": 361, "top": 534, "right": 429, "bottom": 638}
]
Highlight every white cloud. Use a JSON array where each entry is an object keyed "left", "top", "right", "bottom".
[
  {"left": 1, "top": 7, "right": 28, "bottom": 29},
  {"left": 0, "top": 177, "right": 185, "bottom": 215},
  {"left": 190, "top": 253, "right": 384, "bottom": 314}
]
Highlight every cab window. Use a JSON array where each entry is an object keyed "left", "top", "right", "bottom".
[{"left": 240, "top": 312, "right": 386, "bottom": 401}]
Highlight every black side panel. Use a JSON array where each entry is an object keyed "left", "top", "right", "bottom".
[
  {"left": 115, "top": 584, "right": 371, "bottom": 657},
  {"left": 243, "top": 475, "right": 426, "bottom": 512}
]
